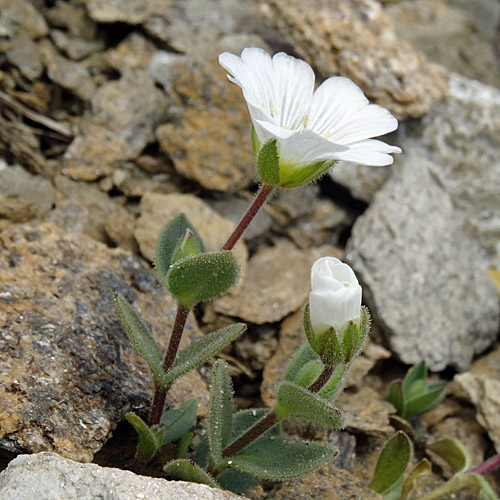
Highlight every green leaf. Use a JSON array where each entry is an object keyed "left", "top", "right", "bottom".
[
  {"left": 232, "top": 408, "right": 281, "bottom": 439},
  {"left": 284, "top": 343, "right": 320, "bottom": 383},
  {"left": 155, "top": 213, "right": 205, "bottom": 288},
  {"left": 275, "top": 381, "right": 345, "bottom": 429},
  {"left": 294, "top": 360, "right": 325, "bottom": 388},
  {"left": 216, "top": 469, "right": 259, "bottom": 494},
  {"left": 176, "top": 432, "right": 194, "bottom": 459},
  {"left": 165, "top": 323, "right": 246, "bottom": 385},
  {"left": 114, "top": 295, "right": 166, "bottom": 387},
  {"left": 427, "top": 438, "right": 473, "bottom": 474},
  {"left": 403, "top": 382, "right": 447, "bottom": 419},
  {"left": 385, "top": 380, "right": 405, "bottom": 416},
  {"left": 401, "top": 459, "right": 432, "bottom": 500},
  {"left": 368, "top": 431, "right": 412, "bottom": 496},
  {"left": 126, "top": 412, "right": 161, "bottom": 464},
  {"left": 318, "top": 364, "right": 348, "bottom": 401},
  {"left": 167, "top": 251, "right": 240, "bottom": 308},
  {"left": 160, "top": 398, "right": 199, "bottom": 446},
  {"left": 230, "top": 435, "right": 338, "bottom": 480},
  {"left": 209, "top": 360, "right": 234, "bottom": 467},
  {"left": 257, "top": 138, "right": 280, "bottom": 186},
  {"left": 402, "top": 361, "right": 427, "bottom": 394},
  {"left": 164, "top": 459, "right": 219, "bottom": 489}
]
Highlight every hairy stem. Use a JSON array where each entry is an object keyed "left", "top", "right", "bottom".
[
  {"left": 470, "top": 453, "right": 500, "bottom": 476},
  {"left": 221, "top": 363, "right": 334, "bottom": 458},
  {"left": 148, "top": 304, "right": 190, "bottom": 426},
  {"left": 222, "top": 184, "right": 274, "bottom": 251}
]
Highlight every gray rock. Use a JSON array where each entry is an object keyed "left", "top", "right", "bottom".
[
  {"left": 0, "top": 164, "right": 55, "bottom": 222},
  {"left": 5, "top": 33, "right": 43, "bottom": 80},
  {"left": 148, "top": 51, "right": 186, "bottom": 90},
  {"left": 0, "top": 452, "right": 243, "bottom": 500},
  {"left": 0, "top": 0, "right": 48, "bottom": 39},
  {"left": 0, "top": 222, "right": 208, "bottom": 461},
  {"left": 347, "top": 150, "right": 499, "bottom": 371}
]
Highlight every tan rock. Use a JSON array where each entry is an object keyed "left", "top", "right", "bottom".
[
  {"left": 259, "top": 0, "right": 449, "bottom": 119},
  {"left": 214, "top": 242, "right": 341, "bottom": 323},
  {"left": 134, "top": 192, "right": 248, "bottom": 284},
  {"left": 0, "top": 222, "right": 208, "bottom": 462},
  {"left": 454, "top": 344, "right": 500, "bottom": 452},
  {"left": 274, "top": 462, "right": 382, "bottom": 499}
]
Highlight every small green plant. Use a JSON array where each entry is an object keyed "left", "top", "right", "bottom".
[
  {"left": 385, "top": 361, "right": 447, "bottom": 419},
  {"left": 369, "top": 433, "right": 500, "bottom": 500},
  {"left": 112, "top": 46, "right": 403, "bottom": 491}
]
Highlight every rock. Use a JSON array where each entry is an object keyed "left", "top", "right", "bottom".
[
  {"left": 134, "top": 192, "right": 248, "bottom": 281},
  {"left": 106, "top": 33, "right": 158, "bottom": 72},
  {"left": 261, "top": 310, "right": 390, "bottom": 406},
  {"left": 273, "top": 462, "right": 382, "bottom": 500},
  {"left": 0, "top": 164, "right": 55, "bottom": 223},
  {"left": 85, "top": 0, "right": 166, "bottom": 24},
  {"left": 385, "top": 0, "right": 500, "bottom": 88},
  {"left": 148, "top": 51, "right": 186, "bottom": 90},
  {"left": 50, "top": 176, "right": 132, "bottom": 245},
  {"left": 347, "top": 149, "right": 500, "bottom": 371},
  {"left": 415, "top": 73, "right": 500, "bottom": 257},
  {"left": 40, "top": 40, "right": 96, "bottom": 101},
  {"left": 0, "top": 0, "right": 49, "bottom": 39},
  {"left": 50, "top": 29, "right": 104, "bottom": 61},
  {"left": 156, "top": 52, "right": 257, "bottom": 192},
  {"left": 259, "top": 0, "right": 449, "bottom": 119},
  {"left": 214, "top": 242, "right": 341, "bottom": 324},
  {"left": 454, "top": 344, "right": 500, "bottom": 452},
  {"left": 0, "top": 222, "right": 208, "bottom": 461},
  {"left": 0, "top": 452, "right": 243, "bottom": 500},
  {"left": 337, "top": 387, "right": 395, "bottom": 437},
  {"left": 233, "top": 325, "right": 277, "bottom": 372},
  {"left": 5, "top": 33, "right": 43, "bottom": 80},
  {"left": 64, "top": 71, "right": 167, "bottom": 176}
]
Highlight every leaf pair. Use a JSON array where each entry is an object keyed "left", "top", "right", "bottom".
[
  {"left": 385, "top": 361, "right": 447, "bottom": 419},
  {"left": 127, "top": 398, "right": 199, "bottom": 465},
  {"left": 114, "top": 294, "right": 246, "bottom": 389},
  {"left": 156, "top": 213, "right": 240, "bottom": 308}
]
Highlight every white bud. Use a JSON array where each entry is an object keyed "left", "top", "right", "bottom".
[{"left": 309, "top": 257, "right": 362, "bottom": 336}]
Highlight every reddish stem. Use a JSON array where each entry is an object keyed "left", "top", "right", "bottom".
[
  {"left": 221, "top": 364, "right": 334, "bottom": 457},
  {"left": 148, "top": 304, "right": 190, "bottom": 426},
  {"left": 470, "top": 453, "right": 500, "bottom": 476},
  {"left": 222, "top": 184, "right": 274, "bottom": 251}
]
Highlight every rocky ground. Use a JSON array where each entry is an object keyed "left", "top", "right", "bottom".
[{"left": 0, "top": 0, "right": 500, "bottom": 498}]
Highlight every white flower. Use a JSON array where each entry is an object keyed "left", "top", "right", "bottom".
[
  {"left": 219, "top": 47, "right": 401, "bottom": 187},
  {"left": 309, "top": 257, "right": 362, "bottom": 336}
]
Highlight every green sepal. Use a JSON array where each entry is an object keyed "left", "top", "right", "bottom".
[
  {"left": 284, "top": 343, "right": 321, "bottom": 383},
  {"left": 165, "top": 323, "right": 246, "bottom": 386},
  {"left": 294, "top": 359, "right": 325, "bottom": 388},
  {"left": 427, "top": 438, "right": 472, "bottom": 474},
  {"left": 403, "top": 382, "right": 447, "bottom": 419},
  {"left": 126, "top": 412, "right": 161, "bottom": 465},
  {"left": 114, "top": 294, "right": 166, "bottom": 387},
  {"left": 302, "top": 304, "right": 316, "bottom": 349},
  {"left": 208, "top": 360, "right": 234, "bottom": 467},
  {"left": 279, "top": 159, "right": 335, "bottom": 189},
  {"left": 251, "top": 126, "right": 261, "bottom": 158},
  {"left": 401, "top": 459, "right": 432, "bottom": 500},
  {"left": 216, "top": 469, "right": 259, "bottom": 494},
  {"left": 176, "top": 432, "right": 194, "bottom": 459},
  {"left": 230, "top": 435, "right": 339, "bottom": 480},
  {"left": 159, "top": 397, "right": 199, "bottom": 446},
  {"left": 318, "top": 364, "right": 348, "bottom": 401},
  {"left": 163, "top": 459, "right": 220, "bottom": 489},
  {"left": 275, "top": 381, "right": 345, "bottom": 430},
  {"left": 257, "top": 138, "right": 280, "bottom": 186},
  {"left": 368, "top": 431, "right": 412, "bottom": 497},
  {"left": 167, "top": 251, "right": 240, "bottom": 308},
  {"left": 155, "top": 213, "right": 205, "bottom": 289}
]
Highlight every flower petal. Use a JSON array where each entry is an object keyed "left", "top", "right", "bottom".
[
  {"left": 308, "top": 77, "right": 398, "bottom": 144},
  {"left": 219, "top": 48, "right": 314, "bottom": 131},
  {"left": 278, "top": 129, "right": 348, "bottom": 166},
  {"left": 334, "top": 140, "right": 402, "bottom": 166}
]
